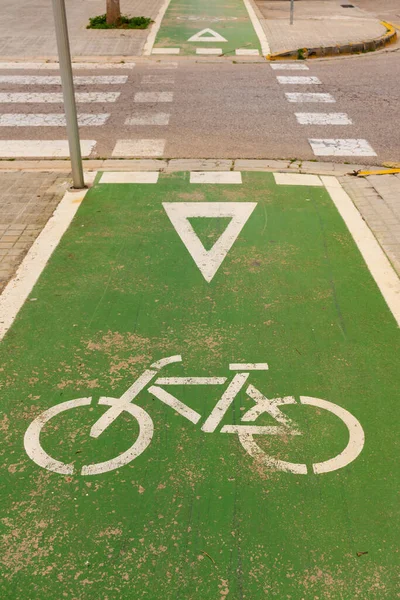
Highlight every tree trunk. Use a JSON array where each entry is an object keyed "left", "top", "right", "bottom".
[{"left": 106, "top": 0, "right": 121, "bottom": 26}]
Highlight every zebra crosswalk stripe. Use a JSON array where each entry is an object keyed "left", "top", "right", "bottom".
[
  {"left": 0, "top": 114, "right": 110, "bottom": 127},
  {"left": 0, "top": 92, "right": 120, "bottom": 103}
]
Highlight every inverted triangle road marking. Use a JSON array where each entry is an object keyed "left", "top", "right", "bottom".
[
  {"left": 163, "top": 202, "right": 257, "bottom": 282},
  {"left": 188, "top": 28, "right": 228, "bottom": 43}
]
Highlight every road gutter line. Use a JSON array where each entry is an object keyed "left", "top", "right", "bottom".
[
  {"left": 143, "top": 0, "right": 172, "bottom": 56},
  {"left": 242, "top": 0, "right": 271, "bottom": 56}
]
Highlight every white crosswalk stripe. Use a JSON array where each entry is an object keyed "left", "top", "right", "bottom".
[
  {"left": 285, "top": 93, "right": 336, "bottom": 103},
  {"left": 309, "top": 138, "right": 377, "bottom": 156},
  {"left": 295, "top": 112, "right": 352, "bottom": 125},
  {"left": 0, "top": 66, "right": 130, "bottom": 158},
  {"left": 141, "top": 75, "right": 175, "bottom": 85},
  {"left": 125, "top": 113, "right": 170, "bottom": 126},
  {"left": 270, "top": 63, "right": 309, "bottom": 70},
  {"left": 112, "top": 139, "right": 166, "bottom": 157},
  {"left": 0, "top": 62, "right": 136, "bottom": 70},
  {"left": 0, "top": 114, "right": 110, "bottom": 126},
  {"left": 0, "top": 140, "right": 96, "bottom": 157},
  {"left": 0, "top": 75, "right": 127, "bottom": 85},
  {"left": 0, "top": 92, "right": 120, "bottom": 103},
  {"left": 277, "top": 76, "right": 322, "bottom": 85},
  {"left": 134, "top": 92, "right": 174, "bottom": 103}
]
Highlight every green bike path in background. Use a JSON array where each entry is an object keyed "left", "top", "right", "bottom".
[
  {"left": 1, "top": 172, "right": 399, "bottom": 598},
  {"left": 153, "top": 0, "right": 261, "bottom": 55}
]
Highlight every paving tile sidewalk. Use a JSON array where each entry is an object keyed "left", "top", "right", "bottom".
[
  {"left": 254, "top": 0, "right": 389, "bottom": 56},
  {"left": 341, "top": 173, "right": 400, "bottom": 275},
  {"left": 0, "top": 172, "right": 70, "bottom": 292},
  {"left": 0, "top": 0, "right": 164, "bottom": 59}
]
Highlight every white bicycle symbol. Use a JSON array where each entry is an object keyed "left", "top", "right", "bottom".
[{"left": 24, "top": 356, "right": 365, "bottom": 477}]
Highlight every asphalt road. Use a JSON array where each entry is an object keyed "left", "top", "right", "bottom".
[{"left": 0, "top": 49, "right": 399, "bottom": 164}]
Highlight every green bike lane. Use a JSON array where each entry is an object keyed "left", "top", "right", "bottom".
[
  {"left": 0, "top": 171, "right": 399, "bottom": 598},
  {"left": 152, "top": 0, "right": 262, "bottom": 56}
]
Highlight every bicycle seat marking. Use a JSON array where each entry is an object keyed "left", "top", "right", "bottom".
[{"left": 24, "top": 355, "right": 365, "bottom": 477}]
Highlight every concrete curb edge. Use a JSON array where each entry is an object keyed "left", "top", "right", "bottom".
[{"left": 266, "top": 20, "right": 398, "bottom": 61}]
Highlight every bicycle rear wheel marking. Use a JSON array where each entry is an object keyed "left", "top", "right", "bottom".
[{"left": 24, "top": 397, "right": 154, "bottom": 476}]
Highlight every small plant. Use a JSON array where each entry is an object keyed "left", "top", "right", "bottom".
[
  {"left": 87, "top": 15, "right": 151, "bottom": 30},
  {"left": 297, "top": 48, "right": 307, "bottom": 60}
]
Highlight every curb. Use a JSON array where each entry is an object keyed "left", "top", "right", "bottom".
[
  {"left": 267, "top": 21, "right": 398, "bottom": 61},
  {"left": 0, "top": 158, "right": 377, "bottom": 178}
]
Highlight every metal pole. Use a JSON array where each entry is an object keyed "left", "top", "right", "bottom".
[
  {"left": 290, "top": 0, "right": 294, "bottom": 25},
  {"left": 52, "top": 0, "right": 85, "bottom": 188}
]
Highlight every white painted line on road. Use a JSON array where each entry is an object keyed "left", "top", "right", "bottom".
[
  {"left": 322, "top": 176, "right": 400, "bottom": 327},
  {"left": 190, "top": 172, "right": 242, "bottom": 184},
  {"left": 0, "top": 75, "right": 127, "bottom": 85},
  {"left": 235, "top": 49, "right": 260, "bottom": 55},
  {"left": 112, "top": 139, "right": 166, "bottom": 157},
  {"left": 273, "top": 173, "right": 323, "bottom": 186},
  {"left": 125, "top": 113, "right": 170, "bottom": 125},
  {"left": 285, "top": 92, "right": 336, "bottom": 103},
  {"left": 150, "top": 62, "right": 178, "bottom": 69},
  {"left": 309, "top": 138, "right": 377, "bottom": 156},
  {"left": 141, "top": 74, "right": 175, "bottom": 84},
  {"left": 277, "top": 76, "right": 321, "bottom": 85},
  {"left": 229, "top": 363, "right": 269, "bottom": 370},
  {"left": 295, "top": 112, "right": 352, "bottom": 125},
  {"left": 0, "top": 140, "right": 96, "bottom": 157},
  {"left": 0, "top": 92, "right": 120, "bottom": 103},
  {"left": 143, "top": 0, "right": 172, "bottom": 55},
  {"left": 196, "top": 48, "right": 222, "bottom": 55},
  {"left": 134, "top": 91, "right": 174, "bottom": 102},
  {"left": 0, "top": 182, "right": 95, "bottom": 341},
  {"left": 270, "top": 63, "right": 309, "bottom": 70},
  {"left": 0, "top": 114, "right": 109, "bottom": 126},
  {"left": 155, "top": 377, "right": 227, "bottom": 385},
  {"left": 151, "top": 48, "right": 181, "bottom": 54},
  {"left": 201, "top": 373, "right": 249, "bottom": 432},
  {"left": 70, "top": 63, "right": 135, "bottom": 70},
  {"left": 148, "top": 386, "right": 201, "bottom": 424},
  {"left": 242, "top": 0, "right": 271, "bottom": 55},
  {"left": 0, "top": 62, "right": 136, "bottom": 69},
  {"left": 99, "top": 172, "right": 160, "bottom": 184}
]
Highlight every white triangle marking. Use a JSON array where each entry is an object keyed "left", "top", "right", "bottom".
[
  {"left": 163, "top": 202, "right": 257, "bottom": 282},
  {"left": 188, "top": 28, "right": 228, "bottom": 43}
]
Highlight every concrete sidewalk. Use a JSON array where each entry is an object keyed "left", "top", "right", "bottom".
[
  {"left": 254, "top": 0, "right": 396, "bottom": 58},
  {"left": 0, "top": 0, "right": 164, "bottom": 59}
]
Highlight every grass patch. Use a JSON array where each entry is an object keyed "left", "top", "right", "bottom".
[{"left": 87, "top": 15, "right": 152, "bottom": 30}]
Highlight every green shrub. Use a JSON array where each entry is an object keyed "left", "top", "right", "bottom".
[{"left": 87, "top": 15, "right": 151, "bottom": 30}]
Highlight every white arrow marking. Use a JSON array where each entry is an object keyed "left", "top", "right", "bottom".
[
  {"left": 163, "top": 202, "right": 257, "bottom": 282},
  {"left": 188, "top": 28, "right": 228, "bottom": 42}
]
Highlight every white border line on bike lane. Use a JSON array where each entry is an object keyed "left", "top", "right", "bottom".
[
  {"left": 322, "top": 176, "right": 400, "bottom": 328},
  {"left": 143, "top": 0, "right": 173, "bottom": 56},
  {"left": 0, "top": 173, "right": 96, "bottom": 341},
  {"left": 242, "top": 0, "right": 271, "bottom": 56}
]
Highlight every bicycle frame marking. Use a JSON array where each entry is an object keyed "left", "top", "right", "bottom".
[{"left": 23, "top": 356, "right": 365, "bottom": 477}]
